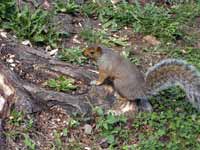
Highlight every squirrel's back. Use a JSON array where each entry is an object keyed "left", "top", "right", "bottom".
[{"left": 146, "top": 59, "right": 200, "bottom": 110}]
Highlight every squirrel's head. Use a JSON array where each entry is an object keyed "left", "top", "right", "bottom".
[{"left": 83, "top": 46, "right": 102, "bottom": 61}]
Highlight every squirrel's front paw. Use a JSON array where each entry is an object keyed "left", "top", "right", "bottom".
[{"left": 90, "top": 80, "right": 102, "bottom": 86}]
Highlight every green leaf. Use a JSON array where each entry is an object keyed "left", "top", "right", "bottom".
[
  {"left": 32, "top": 34, "right": 45, "bottom": 42},
  {"left": 106, "top": 134, "right": 115, "bottom": 144}
]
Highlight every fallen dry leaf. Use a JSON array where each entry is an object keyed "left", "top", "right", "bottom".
[
  {"left": 0, "top": 31, "right": 7, "bottom": 38},
  {"left": 21, "top": 40, "right": 32, "bottom": 47},
  {"left": 143, "top": 35, "right": 161, "bottom": 46},
  {"left": 111, "top": 0, "right": 122, "bottom": 4}
]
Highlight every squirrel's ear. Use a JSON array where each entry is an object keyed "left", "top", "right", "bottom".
[{"left": 96, "top": 46, "right": 102, "bottom": 53}]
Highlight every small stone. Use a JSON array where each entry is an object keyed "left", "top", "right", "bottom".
[
  {"left": 6, "top": 59, "right": 14, "bottom": 63},
  {"left": 100, "top": 138, "right": 109, "bottom": 149},
  {"left": 181, "top": 49, "right": 187, "bottom": 54},
  {"left": 42, "top": 0, "right": 51, "bottom": 10},
  {"left": 84, "top": 147, "right": 91, "bottom": 150},
  {"left": 78, "top": 22, "right": 83, "bottom": 28},
  {"left": 10, "top": 64, "right": 16, "bottom": 67},
  {"left": 9, "top": 55, "right": 15, "bottom": 58},
  {"left": 175, "top": 107, "right": 183, "bottom": 112},
  {"left": 72, "top": 35, "right": 81, "bottom": 44},
  {"left": 83, "top": 124, "right": 92, "bottom": 135},
  {"left": 1, "top": 44, "right": 5, "bottom": 47},
  {"left": 49, "top": 49, "right": 58, "bottom": 56}
]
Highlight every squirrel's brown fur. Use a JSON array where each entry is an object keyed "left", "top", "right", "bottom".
[{"left": 83, "top": 45, "right": 200, "bottom": 113}]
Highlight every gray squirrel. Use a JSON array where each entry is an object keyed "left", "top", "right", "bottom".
[{"left": 83, "top": 45, "right": 200, "bottom": 114}]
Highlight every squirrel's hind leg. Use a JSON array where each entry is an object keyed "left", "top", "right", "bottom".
[
  {"left": 107, "top": 100, "right": 138, "bottom": 116},
  {"left": 136, "top": 98, "right": 153, "bottom": 112}
]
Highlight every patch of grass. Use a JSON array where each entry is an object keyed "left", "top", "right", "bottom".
[
  {"left": 8, "top": 109, "right": 34, "bottom": 130},
  {"left": 6, "top": 95, "right": 200, "bottom": 149},
  {"left": 135, "top": 112, "right": 200, "bottom": 149},
  {"left": 145, "top": 44, "right": 200, "bottom": 69},
  {"left": 80, "top": 28, "right": 100, "bottom": 44},
  {"left": 167, "top": 47, "right": 200, "bottom": 69},
  {"left": 81, "top": 2, "right": 98, "bottom": 17},
  {"left": 54, "top": 0, "right": 80, "bottom": 14},
  {"left": 5, "top": 109, "right": 36, "bottom": 149},
  {"left": 132, "top": 88, "right": 200, "bottom": 149},
  {"left": 1, "top": 1, "right": 61, "bottom": 48},
  {"left": 68, "top": 118, "right": 80, "bottom": 128},
  {"left": 131, "top": 3, "right": 180, "bottom": 41},
  {"left": 53, "top": 131, "right": 63, "bottom": 150},
  {"left": 51, "top": 118, "right": 82, "bottom": 150},
  {"left": 47, "top": 76, "right": 77, "bottom": 92},
  {"left": 23, "top": 134, "right": 36, "bottom": 150},
  {"left": 81, "top": 0, "right": 113, "bottom": 18},
  {"left": 92, "top": 88, "right": 200, "bottom": 149},
  {"left": 0, "top": 0, "right": 16, "bottom": 23},
  {"left": 94, "top": 107, "right": 130, "bottom": 148},
  {"left": 80, "top": 27, "right": 127, "bottom": 46},
  {"left": 6, "top": 132, "right": 36, "bottom": 150},
  {"left": 8, "top": 110, "right": 24, "bottom": 127},
  {"left": 58, "top": 47, "right": 87, "bottom": 65},
  {"left": 82, "top": 1, "right": 200, "bottom": 42}
]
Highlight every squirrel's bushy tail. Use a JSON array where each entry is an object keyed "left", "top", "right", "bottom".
[{"left": 145, "top": 59, "right": 200, "bottom": 110}]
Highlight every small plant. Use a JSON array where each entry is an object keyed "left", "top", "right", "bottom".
[
  {"left": 0, "top": 0, "right": 16, "bottom": 23},
  {"left": 47, "top": 76, "right": 77, "bottom": 92},
  {"left": 68, "top": 118, "right": 80, "bottom": 128},
  {"left": 53, "top": 131, "right": 63, "bottom": 150},
  {"left": 167, "top": 47, "right": 200, "bottom": 69},
  {"left": 122, "top": 145, "right": 135, "bottom": 150},
  {"left": 80, "top": 27, "right": 127, "bottom": 46},
  {"left": 62, "top": 128, "right": 68, "bottom": 136},
  {"left": 82, "top": 1, "right": 200, "bottom": 42},
  {"left": 9, "top": 110, "right": 24, "bottom": 126},
  {"left": 23, "top": 134, "right": 36, "bottom": 150},
  {"left": 1, "top": 5, "right": 60, "bottom": 48},
  {"left": 82, "top": 0, "right": 113, "bottom": 17},
  {"left": 130, "top": 86, "right": 200, "bottom": 149},
  {"left": 27, "top": 118, "right": 34, "bottom": 130},
  {"left": 81, "top": 2, "right": 98, "bottom": 17},
  {"left": 80, "top": 28, "right": 101, "bottom": 44},
  {"left": 58, "top": 47, "right": 87, "bottom": 65},
  {"left": 95, "top": 109, "right": 128, "bottom": 147},
  {"left": 147, "top": 44, "right": 200, "bottom": 69},
  {"left": 54, "top": 0, "right": 80, "bottom": 14}
]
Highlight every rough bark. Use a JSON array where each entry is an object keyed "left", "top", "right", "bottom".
[{"left": 0, "top": 38, "right": 115, "bottom": 116}]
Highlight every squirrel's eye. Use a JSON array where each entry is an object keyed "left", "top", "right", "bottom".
[{"left": 90, "top": 51, "right": 94, "bottom": 55}]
